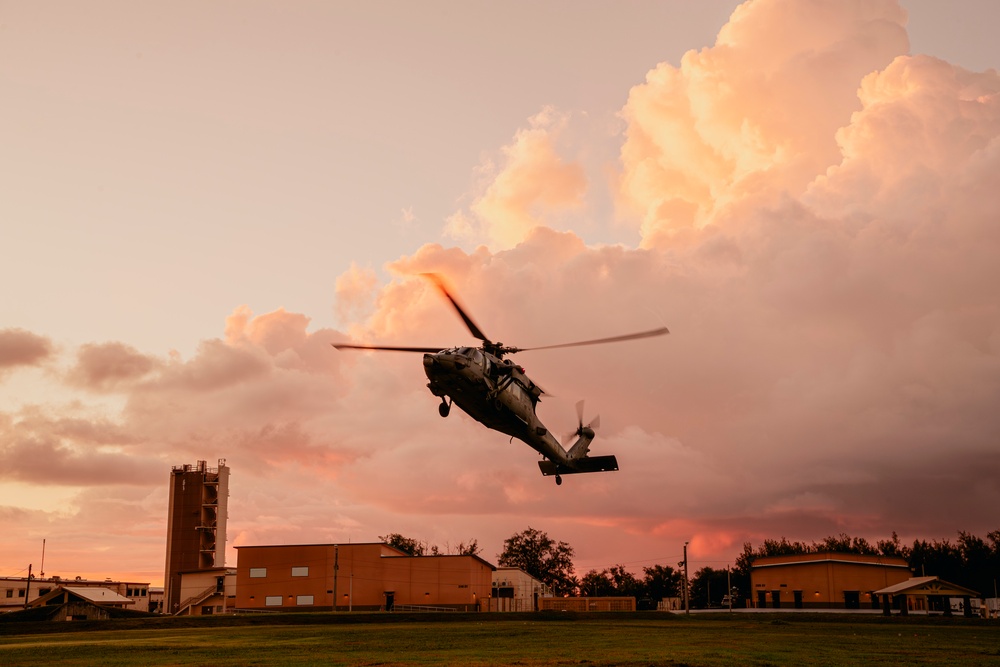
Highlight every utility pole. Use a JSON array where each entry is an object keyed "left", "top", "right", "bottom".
[
  {"left": 333, "top": 545, "right": 339, "bottom": 612},
  {"left": 24, "top": 564, "right": 32, "bottom": 610},
  {"left": 683, "top": 542, "right": 689, "bottom": 614}
]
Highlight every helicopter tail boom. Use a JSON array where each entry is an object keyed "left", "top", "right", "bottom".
[
  {"left": 538, "top": 455, "right": 619, "bottom": 477},
  {"left": 567, "top": 427, "right": 595, "bottom": 459}
]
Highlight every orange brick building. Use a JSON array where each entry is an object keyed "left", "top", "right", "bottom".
[
  {"left": 235, "top": 543, "right": 494, "bottom": 612},
  {"left": 751, "top": 552, "right": 911, "bottom": 609}
]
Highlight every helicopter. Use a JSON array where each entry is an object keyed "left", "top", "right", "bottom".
[{"left": 332, "top": 274, "right": 668, "bottom": 485}]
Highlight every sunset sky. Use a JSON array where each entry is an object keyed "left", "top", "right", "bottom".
[{"left": 2, "top": 0, "right": 999, "bottom": 587}]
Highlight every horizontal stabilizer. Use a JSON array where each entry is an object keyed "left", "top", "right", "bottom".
[{"left": 538, "top": 455, "right": 619, "bottom": 477}]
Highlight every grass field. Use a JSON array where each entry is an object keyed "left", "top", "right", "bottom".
[{"left": 2, "top": 612, "right": 999, "bottom": 666}]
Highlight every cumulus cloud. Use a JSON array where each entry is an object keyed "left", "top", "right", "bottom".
[
  {"left": 445, "top": 108, "right": 587, "bottom": 249},
  {"left": 334, "top": 263, "right": 379, "bottom": 328},
  {"left": 0, "top": 328, "right": 54, "bottom": 372},
  {"left": 617, "top": 0, "right": 909, "bottom": 244},
  {"left": 66, "top": 341, "right": 159, "bottom": 391}
]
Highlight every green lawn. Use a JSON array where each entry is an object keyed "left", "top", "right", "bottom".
[{"left": 2, "top": 612, "right": 998, "bottom": 666}]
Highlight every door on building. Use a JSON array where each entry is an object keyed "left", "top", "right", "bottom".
[
  {"left": 770, "top": 590, "right": 781, "bottom": 608},
  {"left": 756, "top": 590, "right": 767, "bottom": 608},
  {"left": 793, "top": 590, "right": 803, "bottom": 608},
  {"left": 844, "top": 590, "right": 860, "bottom": 609},
  {"left": 384, "top": 591, "right": 394, "bottom": 612}
]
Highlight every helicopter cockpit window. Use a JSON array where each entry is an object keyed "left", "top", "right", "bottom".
[
  {"left": 507, "top": 382, "right": 527, "bottom": 402},
  {"left": 458, "top": 347, "right": 473, "bottom": 357},
  {"left": 471, "top": 349, "right": 483, "bottom": 364}
]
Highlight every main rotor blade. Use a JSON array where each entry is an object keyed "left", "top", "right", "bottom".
[
  {"left": 423, "top": 273, "right": 491, "bottom": 343},
  {"left": 512, "top": 326, "right": 670, "bottom": 353},
  {"left": 332, "top": 343, "right": 443, "bottom": 353}
]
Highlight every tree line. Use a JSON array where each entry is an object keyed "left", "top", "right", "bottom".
[{"left": 383, "top": 527, "right": 1000, "bottom": 608}]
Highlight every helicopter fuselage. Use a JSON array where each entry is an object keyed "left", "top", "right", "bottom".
[
  {"left": 331, "top": 273, "right": 661, "bottom": 483},
  {"left": 422, "top": 347, "right": 569, "bottom": 464}
]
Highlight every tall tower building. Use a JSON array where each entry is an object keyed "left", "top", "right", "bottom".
[{"left": 163, "top": 459, "right": 229, "bottom": 614}]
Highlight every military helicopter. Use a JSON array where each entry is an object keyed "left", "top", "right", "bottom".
[{"left": 333, "top": 274, "right": 668, "bottom": 485}]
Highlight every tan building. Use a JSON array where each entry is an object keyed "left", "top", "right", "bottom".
[
  {"left": 235, "top": 543, "right": 494, "bottom": 612},
  {"left": 751, "top": 552, "right": 911, "bottom": 609},
  {"left": 174, "top": 567, "right": 236, "bottom": 615},
  {"left": 489, "top": 567, "right": 550, "bottom": 612},
  {"left": 1, "top": 576, "right": 152, "bottom": 613}
]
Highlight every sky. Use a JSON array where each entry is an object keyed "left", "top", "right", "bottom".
[{"left": 2, "top": 0, "right": 999, "bottom": 587}]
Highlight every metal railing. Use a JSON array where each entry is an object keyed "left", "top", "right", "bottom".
[
  {"left": 174, "top": 584, "right": 219, "bottom": 615},
  {"left": 391, "top": 604, "right": 460, "bottom": 612}
]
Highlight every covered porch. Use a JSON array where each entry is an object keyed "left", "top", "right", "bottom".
[{"left": 873, "top": 576, "right": 980, "bottom": 617}]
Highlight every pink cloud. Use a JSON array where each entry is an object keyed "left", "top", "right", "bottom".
[
  {"left": 66, "top": 341, "right": 159, "bottom": 391},
  {"left": 617, "top": 0, "right": 909, "bottom": 244},
  {"left": 446, "top": 108, "right": 587, "bottom": 249},
  {"left": 0, "top": 328, "right": 53, "bottom": 371}
]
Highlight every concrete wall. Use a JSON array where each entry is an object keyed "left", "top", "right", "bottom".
[{"left": 538, "top": 597, "right": 635, "bottom": 612}]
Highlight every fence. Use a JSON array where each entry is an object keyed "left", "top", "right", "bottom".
[{"left": 538, "top": 597, "right": 635, "bottom": 612}]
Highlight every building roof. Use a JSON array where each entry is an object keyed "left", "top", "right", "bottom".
[
  {"left": 61, "top": 586, "right": 134, "bottom": 605},
  {"left": 234, "top": 542, "right": 392, "bottom": 549},
  {"left": 752, "top": 552, "right": 910, "bottom": 569},
  {"left": 874, "top": 576, "right": 979, "bottom": 597},
  {"left": 177, "top": 566, "right": 236, "bottom": 575},
  {"left": 235, "top": 542, "right": 496, "bottom": 570},
  {"left": 0, "top": 576, "right": 149, "bottom": 585},
  {"left": 28, "top": 585, "right": 134, "bottom": 609}
]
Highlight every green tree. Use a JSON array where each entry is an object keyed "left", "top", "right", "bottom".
[
  {"left": 642, "top": 564, "right": 682, "bottom": 601},
  {"left": 578, "top": 565, "right": 642, "bottom": 597},
  {"left": 454, "top": 539, "right": 481, "bottom": 556},
  {"left": 814, "top": 533, "right": 877, "bottom": 555},
  {"left": 379, "top": 533, "right": 426, "bottom": 556},
  {"left": 497, "top": 527, "right": 577, "bottom": 596},
  {"left": 690, "top": 566, "right": 729, "bottom": 608},
  {"left": 608, "top": 565, "right": 643, "bottom": 598},
  {"left": 876, "top": 531, "right": 907, "bottom": 558},
  {"left": 578, "top": 569, "right": 615, "bottom": 597}
]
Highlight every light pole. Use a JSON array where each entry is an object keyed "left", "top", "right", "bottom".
[
  {"left": 683, "top": 542, "right": 689, "bottom": 614},
  {"left": 333, "top": 545, "right": 339, "bottom": 612}
]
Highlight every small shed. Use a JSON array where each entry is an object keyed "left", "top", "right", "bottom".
[
  {"left": 873, "top": 577, "right": 980, "bottom": 617},
  {"left": 27, "top": 585, "right": 134, "bottom": 621}
]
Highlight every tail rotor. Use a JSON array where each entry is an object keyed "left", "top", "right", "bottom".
[{"left": 566, "top": 400, "right": 600, "bottom": 446}]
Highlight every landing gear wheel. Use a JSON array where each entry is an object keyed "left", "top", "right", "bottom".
[
  {"left": 555, "top": 475, "right": 562, "bottom": 486},
  {"left": 438, "top": 400, "right": 451, "bottom": 418}
]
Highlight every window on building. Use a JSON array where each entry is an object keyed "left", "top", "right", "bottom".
[
  {"left": 249, "top": 568, "right": 267, "bottom": 578},
  {"left": 264, "top": 596, "right": 282, "bottom": 606},
  {"left": 6, "top": 589, "right": 13, "bottom": 598},
  {"left": 296, "top": 595, "right": 314, "bottom": 606},
  {"left": 291, "top": 566, "right": 308, "bottom": 577},
  {"left": 141, "top": 589, "right": 147, "bottom": 596},
  {"left": 18, "top": 589, "right": 25, "bottom": 598}
]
